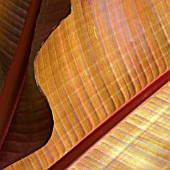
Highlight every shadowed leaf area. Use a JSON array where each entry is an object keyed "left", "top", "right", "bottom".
[{"left": 0, "top": 0, "right": 71, "bottom": 168}]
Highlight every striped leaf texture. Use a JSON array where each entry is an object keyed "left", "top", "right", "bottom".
[
  {"left": 68, "top": 81, "right": 170, "bottom": 170},
  {"left": 6, "top": 0, "right": 170, "bottom": 169},
  {"left": 0, "top": 0, "right": 70, "bottom": 168},
  {"left": 0, "top": 0, "right": 31, "bottom": 90}
]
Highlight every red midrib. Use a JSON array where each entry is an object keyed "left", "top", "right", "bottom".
[
  {"left": 50, "top": 69, "right": 170, "bottom": 170},
  {"left": 0, "top": 0, "right": 42, "bottom": 149}
]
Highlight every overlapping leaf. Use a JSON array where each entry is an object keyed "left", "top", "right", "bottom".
[
  {"left": 0, "top": 0, "right": 71, "bottom": 168},
  {"left": 69, "top": 81, "right": 170, "bottom": 169},
  {"left": 0, "top": 0, "right": 31, "bottom": 90},
  {"left": 7, "top": 0, "right": 170, "bottom": 169}
]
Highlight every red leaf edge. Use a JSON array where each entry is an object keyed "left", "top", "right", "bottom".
[
  {"left": 50, "top": 68, "right": 170, "bottom": 170},
  {"left": 0, "top": 0, "right": 42, "bottom": 149}
]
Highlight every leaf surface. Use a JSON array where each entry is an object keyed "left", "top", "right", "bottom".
[
  {"left": 0, "top": 0, "right": 30, "bottom": 89},
  {"left": 0, "top": 0, "right": 71, "bottom": 168},
  {"left": 8, "top": 0, "right": 170, "bottom": 169},
  {"left": 69, "top": 81, "right": 170, "bottom": 170}
]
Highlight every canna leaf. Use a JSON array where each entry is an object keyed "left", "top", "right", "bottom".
[
  {"left": 0, "top": 0, "right": 31, "bottom": 90},
  {"left": 0, "top": 0, "right": 71, "bottom": 168},
  {"left": 69, "top": 81, "right": 170, "bottom": 170},
  {"left": 8, "top": 0, "right": 169, "bottom": 169}
]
